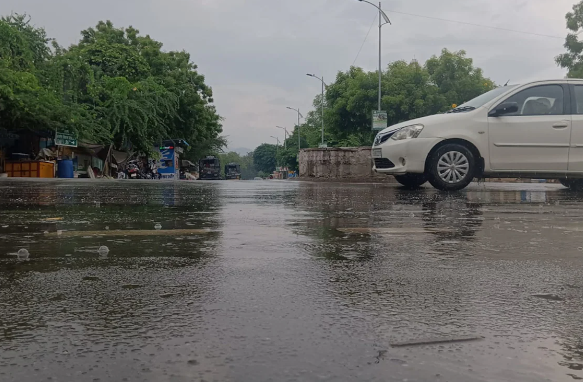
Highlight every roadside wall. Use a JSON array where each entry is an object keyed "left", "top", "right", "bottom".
[{"left": 299, "top": 147, "right": 385, "bottom": 180}]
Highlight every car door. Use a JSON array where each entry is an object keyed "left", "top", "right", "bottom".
[
  {"left": 568, "top": 83, "right": 583, "bottom": 172},
  {"left": 488, "top": 83, "right": 571, "bottom": 172}
]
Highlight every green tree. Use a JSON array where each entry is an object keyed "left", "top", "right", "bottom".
[
  {"left": 303, "top": 49, "right": 493, "bottom": 149},
  {"left": 324, "top": 61, "right": 445, "bottom": 146},
  {"left": 0, "top": 15, "right": 224, "bottom": 154},
  {"left": 556, "top": 1, "right": 583, "bottom": 77},
  {"left": 52, "top": 20, "right": 223, "bottom": 154},
  {"left": 425, "top": 49, "right": 495, "bottom": 106},
  {"left": 277, "top": 147, "right": 298, "bottom": 171},
  {"left": 0, "top": 16, "right": 72, "bottom": 135},
  {"left": 253, "top": 143, "right": 277, "bottom": 174}
]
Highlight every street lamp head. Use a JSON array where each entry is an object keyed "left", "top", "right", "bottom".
[
  {"left": 286, "top": 107, "right": 293, "bottom": 110},
  {"left": 307, "top": 74, "right": 314, "bottom": 77},
  {"left": 381, "top": 11, "right": 391, "bottom": 24},
  {"left": 357, "top": 0, "right": 391, "bottom": 25}
]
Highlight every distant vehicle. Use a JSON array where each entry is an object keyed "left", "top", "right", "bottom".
[
  {"left": 126, "top": 160, "right": 151, "bottom": 179},
  {"left": 372, "top": 79, "right": 583, "bottom": 191},
  {"left": 225, "top": 163, "right": 241, "bottom": 180},
  {"left": 253, "top": 177, "right": 263, "bottom": 180},
  {"left": 198, "top": 156, "right": 221, "bottom": 180}
]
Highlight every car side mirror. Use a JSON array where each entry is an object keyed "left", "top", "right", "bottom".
[{"left": 489, "top": 102, "right": 519, "bottom": 117}]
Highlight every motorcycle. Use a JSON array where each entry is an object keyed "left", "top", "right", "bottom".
[{"left": 126, "top": 160, "right": 148, "bottom": 179}]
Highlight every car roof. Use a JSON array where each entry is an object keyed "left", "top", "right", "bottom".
[{"left": 524, "top": 79, "right": 583, "bottom": 83}]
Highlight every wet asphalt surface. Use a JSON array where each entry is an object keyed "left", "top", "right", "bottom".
[{"left": 1, "top": 179, "right": 583, "bottom": 382}]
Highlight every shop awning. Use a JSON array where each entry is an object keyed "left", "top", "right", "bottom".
[{"left": 112, "top": 150, "right": 129, "bottom": 164}]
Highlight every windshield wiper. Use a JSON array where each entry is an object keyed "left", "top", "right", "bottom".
[{"left": 446, "top": 106, "right": 476, "bottom": 114}]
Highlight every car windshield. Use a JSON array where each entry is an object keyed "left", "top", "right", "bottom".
[{"left": 458, "top": 85, "right": 519, "bottom": 109}]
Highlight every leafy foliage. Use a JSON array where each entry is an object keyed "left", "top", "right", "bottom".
[
  {"left": 556, "top": 1, "right": 583, "bottom": 78},
  {"left": 253, "top": 143, "right": 278, "bottom": 174},
  {"left": 0, "top": 14, "right": 223, "bottom": 157},
  {"left": 323, "top": 51, "right": 493, "bottom": 147},
  {"left": 274, "top": 49, "right": 494, "bottom": 169},
  {"left": 425, "top": 49, "right": 495, "bottom": 105}
]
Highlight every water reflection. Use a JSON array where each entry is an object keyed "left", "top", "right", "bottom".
[
  {"left": 1, "top": 180, "right": 583, "bottom": 381},
  {"left": 0, "top": 180, "right": 225, "bottom": 357}
]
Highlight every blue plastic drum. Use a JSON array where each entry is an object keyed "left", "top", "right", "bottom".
[{"left": 57, "top": 159, "right": 74, "bottom": 178}]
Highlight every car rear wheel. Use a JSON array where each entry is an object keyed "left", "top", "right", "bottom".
[
  {"left": 394, "top": 174, "right": 427, "bottom": 189},
  {"left": 426, "top": 143, "right": 475, "bottom": 191}
]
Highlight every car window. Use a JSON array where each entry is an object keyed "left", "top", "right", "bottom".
[
  {"left": 499, "top": 85, "right": 564, "bottom": 116},
  {"left": 573, "top": 86, "right": 583, "bottom": 114},
  {"left": 458, "top": 85, "right": 518, "bottom": 109}
]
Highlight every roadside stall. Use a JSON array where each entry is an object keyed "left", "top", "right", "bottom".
[
  {"left": 180, "top": 160, "right": 197, "bottom": 180},
  {"left": 1, "top": 130, "right": 56, "bottom": 178}
]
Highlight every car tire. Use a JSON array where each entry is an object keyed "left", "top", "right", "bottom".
[
  {"left": 394, "top": 174, "right": 427, "bottom": 189},
  {"left": 560, "top": 179, "right": 583, "bottom": 191},
  {"left": 426, "top": 143, "right": 476, "bottom": 191}
]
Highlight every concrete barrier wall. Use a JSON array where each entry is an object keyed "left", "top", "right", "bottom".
[{"left": 299, "top": 147, "right": 384, "bottom": 179}]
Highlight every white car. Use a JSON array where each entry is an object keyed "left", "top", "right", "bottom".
[{"left": 372, "top": 79, "right": 583, "bottom": 191}]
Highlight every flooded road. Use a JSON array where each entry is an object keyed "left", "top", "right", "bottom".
[{"left": 1, "top": 179, "right": 583, "bottom": 382}]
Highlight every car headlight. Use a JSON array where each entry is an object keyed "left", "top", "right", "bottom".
[{"left": 391, "top": 124, "right": 424, "bottom": 141}]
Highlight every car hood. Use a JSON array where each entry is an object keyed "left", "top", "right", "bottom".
[{"left": 376, "top": 111, "right": 474, "bottom": 136}]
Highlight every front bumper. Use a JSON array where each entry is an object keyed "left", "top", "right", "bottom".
[{"left": 372, "top": 138, "right": 442, "bottom": 174}]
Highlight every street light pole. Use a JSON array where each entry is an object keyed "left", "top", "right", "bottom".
[
  {"left": 276, "top": 126, "right": 288, "bottom": 149},
  {"left": 357, "top": 0, "right": 391, "bottom": 111},
  {"left": 306, "top": 74, "right": 326, "bottom": 146},
  {"left": 286, "top": 107, "right": 303, "bottom": 150},
  {"left": 270, "top": 135, "right": 280, "bottom": 168}
]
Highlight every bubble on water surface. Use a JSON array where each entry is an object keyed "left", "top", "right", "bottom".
[
  {"left": 98, "top": 246, "right": 110, "bottom": 255},
  {"left": 8, "top": 248, "right": 30, "bottom": 260},
  {"left": 154, "top": 223, "right": 162, "bottom": 230}
]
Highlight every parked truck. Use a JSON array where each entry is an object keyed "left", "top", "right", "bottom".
[
  {"left": 225, "top": 163, "right": 241, "bottom": 180},
  {"left": 198, "top": 156, "right": 221, "bottom": 180}
]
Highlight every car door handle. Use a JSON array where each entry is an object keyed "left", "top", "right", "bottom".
[{"left": 552, "top": 122, "right": 569, "bottom": 129}]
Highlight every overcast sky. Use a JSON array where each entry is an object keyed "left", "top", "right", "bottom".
[{"left": 1, "top": 0, "right": 577, "bottom": 150}]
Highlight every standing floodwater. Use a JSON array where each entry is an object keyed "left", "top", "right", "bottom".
[{"left": 1, "top": 179, "right": 583, "bottom": 382}]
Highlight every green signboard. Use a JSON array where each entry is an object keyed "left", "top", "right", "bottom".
[
  {"left": 372, "top": 111, "right": 387, "bottom": 131},
  {"left": 55, "top": 130, "right": 77, "bottom": 147}
]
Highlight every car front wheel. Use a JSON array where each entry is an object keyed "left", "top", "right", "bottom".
[
  {"left": 394, "top": 174, "right": 427, "bottom": 189},
  {"left": 426, "top": 143, "right": 475, "bottom": 191}
]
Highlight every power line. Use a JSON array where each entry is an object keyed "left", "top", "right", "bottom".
[
  {"left": 353, "top": 13, "right": 378, "bottom": 66},
  {"left": 386, "top": 9, "right": 564, "bottom": 40}
]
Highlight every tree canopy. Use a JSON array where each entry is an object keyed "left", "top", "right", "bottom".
[
  {"left": 0, "top": 14, "right": 224, "bottom": 157},
  {"left": 273, "top": 48, "right": 494, "bottom": 170},
  {"left": 253, "top": 143, "right": 278, "bottom": 174},
  {"left": 556, "top": 1, "right": 583, "bottom": 77}
]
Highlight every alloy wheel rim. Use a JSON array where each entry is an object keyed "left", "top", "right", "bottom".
[{"left": 437, "top": 151, "right": 469, "bottom": 184}]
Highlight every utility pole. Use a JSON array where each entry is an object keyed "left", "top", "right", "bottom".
[
  {"left": 307, "top": 74, "right": 326, "bottom": 146},
  {"left": 357, "top": 0, "right": 391, "bottom": 111},
  {"left": 276, "top": 126, "right": 288, "bottom": 149},
  {"left": 378, "top": 1, "right": 381, "bottom": 111},
  {"left": 270, "top": 136, "right": 280, "bottom": 168},
  {"left": 286, "top": 107, "right": 303, "bottom": 150}
]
